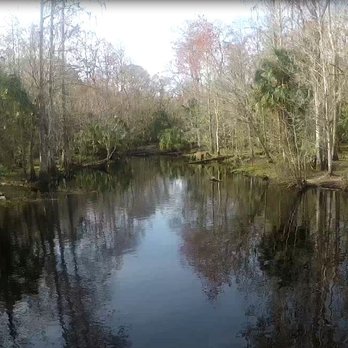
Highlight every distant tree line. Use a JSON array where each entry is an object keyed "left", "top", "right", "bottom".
[{"left": 1, "top": 0, "right": 348, "bottom": 182}]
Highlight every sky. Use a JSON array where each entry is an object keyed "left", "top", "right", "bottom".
[{"left": 0, "top": 1, "right": 256, "bottom": 76}]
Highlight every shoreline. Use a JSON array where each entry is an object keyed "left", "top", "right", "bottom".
[
  {"left": 1, "top": 154, "right": 348, "bottom": 205},
  {"left": 225, "top": 159, "right": 348, "bottom": 192}
]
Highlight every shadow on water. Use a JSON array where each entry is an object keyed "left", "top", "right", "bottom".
[{"left": 1, "top": 157, "right": 348, "bottom": 347}]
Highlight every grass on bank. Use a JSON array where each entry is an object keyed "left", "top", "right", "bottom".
[{"left": 224, "top": 146, "right": 348, "bottom": 190}]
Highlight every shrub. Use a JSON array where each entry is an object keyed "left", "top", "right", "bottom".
[{"left": 159, "top": 127, "right": 188, "bottom": 151}]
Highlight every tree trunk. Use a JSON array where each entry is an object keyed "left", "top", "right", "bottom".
[
  {"left": 314, "top": 85, "right": 321, "bottom": 169},
  {"left": 324, "top": 74, "right": 333, "bottom": 175},
  {"left": 317, "top": 4, "right": 332, "bottom": 175},
  {"left": 328, "top": 2, "right": 339, "bottom": 164},
  {"left": 214, "top": 98, "right": 220, "bottom": 155},
  {"left": 248, "top": 107, "right": 273, "bottom": 162},
  {"left": 48, "top": 0, "right": 57, "bottom": 174},
  {"left": 208, "top": 97, "right": 214, "bottom": 153},
  {"left": 21, "top": 143, "right": 27, "bottom": 178},
  {"left": 29, "top": 130, "right": 36, "bottom": 181},
  {"left": 247, "top": 123, "right": 254, "bottom": 159},
  {"left": 38, "top": 0, "right": 49, "bottom": 179},
  {"left": 61, "top": 0, "right": 71, "bottom": 171},
  {"left": 331, "top": 52, "right": 339, "bottom": 162}
]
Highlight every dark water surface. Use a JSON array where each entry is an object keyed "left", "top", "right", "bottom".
[{"left": 1, "top": 158, "right": 348, "bottom": 348}]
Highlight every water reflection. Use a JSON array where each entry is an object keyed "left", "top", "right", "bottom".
[
  {"left": 0, "top": 158, "right": 348, "bottom": 347},
  {"left": 0, "top": 196, "right": 134, "bottom": 348},
  {"left": 247, "top": 189, "right": 348, "bottom": 348},
  {"left": 180, "top": 174, "right": 348, "bottom": 347}
]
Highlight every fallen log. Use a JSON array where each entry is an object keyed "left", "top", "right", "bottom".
[
  {"left": 128, "top": 151, "right": 152, "bottom": 157},
  {"left": 306, "top": 179, "right": 345, "bottom": 190},
  {"left": 159, "top": 151, "right": 183, "bottom": 157},
  {"left": 301, "top": 174, "right": 348, "bottom": 191},
  {"left": 70, "top": 158, "right": 112, "bottom": 172},
  {"left": 128, "top": 149, "right": 183, "bottom": 157},
  {"left": 189, "top": 155, "right": 233, "bottom": 164}
]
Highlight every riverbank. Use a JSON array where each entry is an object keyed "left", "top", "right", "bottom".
[
  {"left": 2, "top": 147, "right": 348, "bottom": 204},
  {"left": 224, "top": 155, "right": 348, "bottom": 191},
  {"left": 0, "top": 182, "right": 37, "bottom": 205}
]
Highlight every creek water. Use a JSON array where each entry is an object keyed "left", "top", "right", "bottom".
[{"left": 1, "top": 157, "right": 348, "bottom": 347}]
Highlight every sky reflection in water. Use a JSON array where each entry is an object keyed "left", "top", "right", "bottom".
[{"left": 1, "top": 158, "right": 348, "bottom": 347}]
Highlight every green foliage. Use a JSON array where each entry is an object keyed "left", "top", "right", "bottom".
[
  {"left": 159, "top": 127, "right": 188, "bottom": 151},
  {"left": 0, "top": 71, "right": 36, "bottom": 167},
  {"left": 75, "top": 118, "right": 127, "bottom": 160},
  {"left": 0, "top": 164, "right": 10, "bottom": 177},
  {"left": 148, "top": 109, "right": 173, "bottom": 142},
  {"left": 253, "top": 48, "right": 312, "bottom": 181},
  {"left": 338, "top": 104, "right": 348, "bottom": 143},
  {"left": 254, "top": 48, "right": 310, "bottom": 118},
  {"left": 0, "top": 72, "right": 33, "bottom": 112}
]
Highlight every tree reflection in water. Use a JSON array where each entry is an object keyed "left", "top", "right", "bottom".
[
  {"left": 179, "top": 169, "right": 348, "bottom": 347},
  {"left": 0, "top": 194, "right": 135, "bottom": 347},
  {"left": 0, "top": 158, "right": 189, "bottom": 347},
  {"left": 1, "top": 158, "right": 348, "bottom": 347}
]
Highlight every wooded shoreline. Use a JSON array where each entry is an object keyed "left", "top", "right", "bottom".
[
  {"left": 1, "top": 149, "right": 348, "bottom": 205},
  {"left": 1, "top": 2, "right": 348, "bottom": 190}
]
